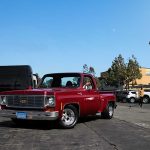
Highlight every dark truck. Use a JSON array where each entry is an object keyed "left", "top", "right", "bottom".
[{"left": 0, "top": 65, "right": 37, "bottom": 92}]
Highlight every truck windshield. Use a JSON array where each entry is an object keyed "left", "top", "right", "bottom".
[
  {"left": 39, "top": 73, "right": 81, "bottom": 88},
  {"left": 0, "top": 65, "right": 33, "bottom": 92}
]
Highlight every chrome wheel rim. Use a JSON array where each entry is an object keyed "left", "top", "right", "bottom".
[
  {"left": 61, "top": 108, "right": 75, "bottom": 126},
  {"left": 130, "top": 98, "right": 135, "bottom": 103}
]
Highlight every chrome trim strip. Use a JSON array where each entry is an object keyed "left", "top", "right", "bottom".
[
  {"left": 6, "top": 106, "right": 44, "bottom": 109},
  {"left": 0, "top": 109, "right": 59, "bottom": 120}
]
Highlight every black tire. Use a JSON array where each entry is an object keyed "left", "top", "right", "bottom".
[
  {"left": 59, "top": 105, "right": 79, "bottom": 129},
  {"left": 101, "top": 103, "right": 114, "bottom": 119},
  {"left": 143, "top": 96, "right": 149, "bottom": 104},
  {"left": 11, "top": 118, "right": 25, "bottom": 125},
  {"left": 129, "top": 97, "right": 136, "bottom": 103}
]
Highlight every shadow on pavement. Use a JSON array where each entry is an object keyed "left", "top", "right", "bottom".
[
  {"left": 0, "top": 119, "right": 58, "bottom": 130},
  {"left": 78, "top": 115, "right": 104, "bottom": 123},
  {"left": 0, "top": 115, "right": 107, "bottom": 130}
]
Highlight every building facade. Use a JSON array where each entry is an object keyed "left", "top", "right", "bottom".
[
  {"left": 136, "top": 67, "right": 150, "bottom": 85},
  {"left": 100, "top": 67, "right": 150, "bottom": 90}
]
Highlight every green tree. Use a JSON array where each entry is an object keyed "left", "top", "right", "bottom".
[
  {"left": 103, "top": 54, "right": 142, "bottom": 89},
  {"left": 83, "top": 64, "right": 89, "bottom": 73},
  {"left": 105, "top": 68, "right": 118, "bottom": 86},
  {"left": 126, "top": 55, "right": 142, "bottom": 89},
  {"left": 89, "top": 66, "right": 96, "bottom": 77},
  {"left": 111, "top": 54, "right": 126, "bottom": 87},
  {"left": 82, "top": 64, "right": 100, "bottom": 88},
  {"left": 95, "top": 77, "right": 101, "bottom": 89},
  {"left": 82, "top": 64, "right": 96, "bottom": 76}
]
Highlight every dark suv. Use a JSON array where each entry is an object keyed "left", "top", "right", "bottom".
[{"left": 116, "top": 90, "right": 128, "bottom": 102}]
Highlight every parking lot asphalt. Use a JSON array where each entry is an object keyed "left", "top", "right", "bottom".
[
  {"left": 0, "top": 103, "right": 150, "bottom": 150},
  {"left": 115, "top": 103, "right": 150, "bottom": 129},
  {"left": 0, "top": 118, "right": 115, "bottom": 150}
]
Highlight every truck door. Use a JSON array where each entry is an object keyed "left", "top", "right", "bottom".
[{"left": 82, "top": 76, "right": 100, "bottom": 115}]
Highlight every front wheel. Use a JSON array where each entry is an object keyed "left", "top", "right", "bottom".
[
  {"left": 129, "top": 97, "right": 136, "bottom": 103},
  {"left": 59, "top": 105, "right": 79, "bottom": 129},
  {"left": 101, "top": 103, "right": 114, "bottom": 119}
]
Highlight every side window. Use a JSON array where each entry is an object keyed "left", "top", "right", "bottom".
[
  {"left": 132, "top": 92, "right": 136, "bottom": 94},
  {"left": 40, "top": 77, "right": 53, "bottom": 88},
  {"left": 83, "top": 76, "right": 94, "bottom": 90},
  {"left": 61, "top": 77, "right": 80, "bottom": 87},
  {"left": 39, "top": 75, "right": 81, "bottom": 88},
  {"left": 61, "top": 77, "right": 73, "bottom": 87}
]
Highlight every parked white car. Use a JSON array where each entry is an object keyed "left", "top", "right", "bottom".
[
  {"left": 126, "top": 90, "right": 139, "bottom": 103},
  {"left": 142, "top": 91, "right": 150, "bottom": 104},
  {"left": 116, "top": 89, "right": 150, "bottom": 103},
  {"left": 126, "top": 90, "right": 150, "bottom": 104}
]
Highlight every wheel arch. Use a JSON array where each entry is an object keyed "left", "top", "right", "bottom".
[
  {"left": 101, "top": 101, "right": 115, "bottom": 119},
  {"left": 143, "top": 95, "right": 149, "bottom": 98},
  {"left": 64, "top": 103, "right": 80, "bottom": 116},
  {"left": 108, "top": 100, "right": 116, "bottom": 108},
  {"left": 59, "top": 103, "right": 79, "bottom": 128}
]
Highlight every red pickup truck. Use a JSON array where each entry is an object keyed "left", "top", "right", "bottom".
[{"left": 0, "top": 73, "right": 116, "bottom": 128}]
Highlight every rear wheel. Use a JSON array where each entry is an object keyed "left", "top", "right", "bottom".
[
  {"left": 143, "top": 96, "right": 149, "bottom": 104},
  {"left": 59, "top": 105, "right": 79, "bottom": 129},
  {"left": 101, "top": 103, "right": 114, "bottom": 119}
]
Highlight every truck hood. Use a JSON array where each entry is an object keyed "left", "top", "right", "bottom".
[{"left": 0, "top": 88, "right": 77, "bottom": 95}]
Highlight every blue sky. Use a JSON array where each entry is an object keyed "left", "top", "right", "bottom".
[{"left": 0, "top": 0, "right": 150, "bottom": 77}]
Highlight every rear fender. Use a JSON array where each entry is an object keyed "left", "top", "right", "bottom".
[{"left": 100, "top": 99, "right": 116, "bottom": 112}]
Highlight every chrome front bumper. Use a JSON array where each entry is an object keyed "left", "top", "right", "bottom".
[{"left": 0, "top": 109, "right": 59, "bottom": 120}]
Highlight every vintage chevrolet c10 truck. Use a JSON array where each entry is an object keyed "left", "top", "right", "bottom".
[{"left": 0, "top": 72, "right": 116, "bottom": 128}]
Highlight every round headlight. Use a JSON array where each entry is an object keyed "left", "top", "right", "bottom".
[
  {"left": 48, "top": 97, "right": 55, "bottom": 105},
  {"left": 45, "top": 96, "right": 55, "bottom": 107}
]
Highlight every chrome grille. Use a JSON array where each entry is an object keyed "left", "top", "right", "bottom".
[{"left": 6, "top": 95, "right": 45, "bottom": 108}]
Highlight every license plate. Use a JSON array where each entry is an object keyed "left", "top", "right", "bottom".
[{"left": 16, "top": 112, "right": 27, "bottom": 119}]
